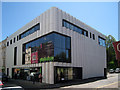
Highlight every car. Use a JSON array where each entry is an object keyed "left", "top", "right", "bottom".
[
  {"left": 1, "top": 86, "right": 24, "bottom": 90},
  {"left": 115, "top": 68, "right": 120, "bottom": 73},
  {"left": 109, "top": 69, "right": 114, "bottom": 73},
  {"left": 2, "top": 73, "right": 8, "bottom": 82}
]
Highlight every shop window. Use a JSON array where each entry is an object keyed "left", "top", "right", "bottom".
[{"left": 54, "top": 67, "right": 82, "bottom": 83}]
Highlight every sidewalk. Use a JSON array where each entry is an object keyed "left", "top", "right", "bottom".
[{"left": 2, "top": 77, "right": 106, "bottom": 90}]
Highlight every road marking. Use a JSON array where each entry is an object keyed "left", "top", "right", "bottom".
[{"left": 96, "top": 81, "right": 120, "bottom": 88}]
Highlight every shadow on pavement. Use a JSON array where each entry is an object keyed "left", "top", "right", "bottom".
[{"left": 2, "top": 77, "right": 107, "bottom": 90}]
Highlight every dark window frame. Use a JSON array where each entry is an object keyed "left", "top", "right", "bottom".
[
  {"left": 63, "top": 19, "right": 88, "bottom": 37},
  {"left": 19, "top": 23, "right": 40, "bottom": 40}
]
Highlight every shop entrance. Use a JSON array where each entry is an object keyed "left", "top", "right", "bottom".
[
  {"left": 12, "top": 67, "right": 42, "bottom": 82},
  {"left": 54, "top": 66, "right": 82, "bottom": 83}
]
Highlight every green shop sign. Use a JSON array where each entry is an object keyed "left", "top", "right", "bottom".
[{"left": 40, "top": 56, "right": 54, "bottom": 62}]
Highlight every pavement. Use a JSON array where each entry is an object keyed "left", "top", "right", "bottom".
[
  {"left": 61, "top": 73, "right": 119, "bottom": 89},
  {"left": 1, "top": 73, "right": 120, "bottom": 90}
]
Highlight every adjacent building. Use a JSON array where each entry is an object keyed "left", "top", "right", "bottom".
[
  {"left": 0, "top": 38, "right": 7, "bottom": 73},
  {"left": 6, "top": 7, "right": 106, "bottom": 84}
]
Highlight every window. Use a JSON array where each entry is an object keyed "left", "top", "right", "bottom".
[
  {"left": 10, "top": 39, "right": 12, "bottom": 44},
  {"left": 84, "top": 31, "right": 88, "bottom": 37},
  {"left": 63, "top": 19, "right": 88, "bottom": 37},
  {"left": 14, "top": 37, "right": 16, "bottom": 43},
  {"left": 93, "top": 34, "right": 95, "bottom": 40},
  {"left": 22, "top": 32, "right": 71, "bottom": 64},
  {"left": 7, "top": 42, "right": 9, "bottom": 46},
  {"left": 90, "top": 32, "right": 92, "bottom": 38},
  {"left": 14, "top": 47, "right": 17, "bottom": 65},
  {"left": 98, "top": 36, "right": 106, "bottom": 47},
  {"left": 54, "top": 67, "right": 82, "bottom": 83},
  {"left": 19, "top": 23, "right": 40, "bottom": 40},
  {"left": 17, "top": 36, "right": 19, "bottom": 41}
]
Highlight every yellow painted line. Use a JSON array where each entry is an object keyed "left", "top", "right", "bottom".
[{"left": 96, "top": 81, "right": 120, "bottom": 88}]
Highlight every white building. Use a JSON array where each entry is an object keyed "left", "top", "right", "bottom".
[{"left": 6, "top": 7, "right": 106, "bottom": 84}]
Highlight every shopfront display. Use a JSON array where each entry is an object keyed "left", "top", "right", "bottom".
[
  {"left": 12, "top": 67, "right": 42, "bottom": 82},
  {"left": 54, "top": 67, "right": 82, "bottom": 83}
]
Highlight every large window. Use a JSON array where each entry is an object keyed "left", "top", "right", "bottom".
[
  {"left": 98, "top": 36, "right": 106, "bottom": 47},
  {"left": 63, "top": 19, "right": 88, "bottom": 37},
  {"left": 14, "top": 47, "right": 17, "bottom": 65},
  {"left": 19, "top": 23, "right": 40, "bottom": 40},
  {"left": 54, "top": 67, "right": 82, "bottom": 83},
  {"left": 22, "top": 32, "right": 71, "bottom": 64}
]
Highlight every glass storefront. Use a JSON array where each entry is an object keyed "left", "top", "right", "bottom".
[
  {"left": 22, "top": 32, "right": 71, "bottom": 64},
  {"left": 54, "top": 67, "right": 82, "bottom": 83},
  {"left": 12, "top": 67, "right": 42, "bottom": 82}
]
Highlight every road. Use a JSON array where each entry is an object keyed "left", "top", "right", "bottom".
[
  {"left": 61, "top": 73, "right": 119, "bottom": 89},
  {"left": 1, "top": 73, "right": 120, "bottom": 89}
]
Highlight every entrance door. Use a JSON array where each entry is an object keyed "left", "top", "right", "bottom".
[{"left": 73, "top": 67, "right": 82, "bottom": 79}]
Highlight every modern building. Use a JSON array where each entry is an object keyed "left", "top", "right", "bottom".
[
  {"left": 0, "top": 38, "right": 7, "bottom": 73},
  {"left": 6, "top": 7, "right": 106, "bottom": 84}
]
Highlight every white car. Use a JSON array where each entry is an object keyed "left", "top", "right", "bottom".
[
  {"left": 109, "top": 69, "right": 114, "bottom": 73},
  {"left": 1, "top": 86, "right": 23, "bottom": 90},
  {"left": 115, "top": 68, "right": 120, "bottom": 73}
]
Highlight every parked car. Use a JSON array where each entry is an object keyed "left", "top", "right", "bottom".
[
  {"left": 115, "top": 68, "right": 120, "bottom": 73},
  {"left": 2, "top": 73, "right": 8, "bottom": 82},
  {"left": 1, "top": 86, "right": 24, "bottom": 90},
  {"left": 109, "top": 69, "right": 114, "bottom": 73}
]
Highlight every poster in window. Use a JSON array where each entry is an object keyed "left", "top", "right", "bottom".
[
  {"left": 25, "top": 48, "right": 31, "bottom": 64},
  {"left": 31, "top": 51, "right": 38, "bottom": 64}
]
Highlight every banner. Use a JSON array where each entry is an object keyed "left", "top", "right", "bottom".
[{"left": 113, "top": 41, "right": 120, "bottom": 60}]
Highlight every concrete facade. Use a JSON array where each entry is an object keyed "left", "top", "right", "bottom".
[{"left": 6, "top": 7, "right": 106, "bottom": 84}]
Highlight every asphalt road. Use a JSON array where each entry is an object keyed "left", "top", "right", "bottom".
[
  {"left": 1, "top": 73, "right": 119, "bottom": 89},
  {"left": 61, "top": 73, "right": 119, "bottom": 89}
]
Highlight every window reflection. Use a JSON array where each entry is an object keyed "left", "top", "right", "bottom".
[
  {"left": 63, "top": 20, "right": 88, "bottom": 37},
  {"left": 19, "top": 23, "right": 40, "bottom": 40},
  {"left": 22, "top": 33, "right": 71, "bottom": 64},
  {"left": 98, "top": 36, "right": 106, "bottom": 47}
]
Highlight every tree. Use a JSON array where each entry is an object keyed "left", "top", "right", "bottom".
[{"left": 106, "top": 35, "right": 117, "bottom": 69}]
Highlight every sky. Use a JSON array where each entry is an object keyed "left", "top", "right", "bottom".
[{"left": 2, "top": 2, "right": 118, "bottom": 41}]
